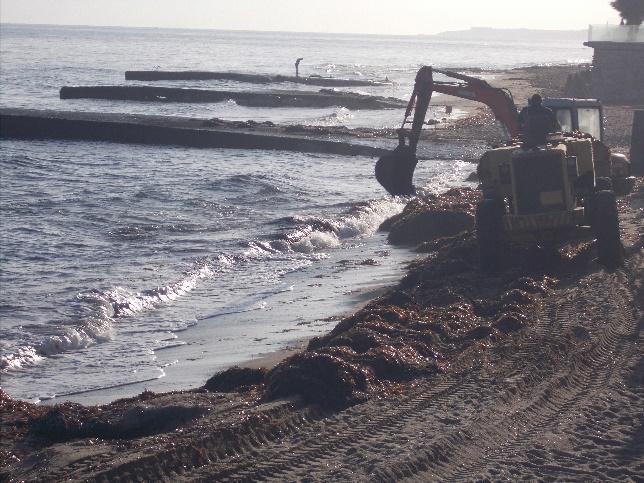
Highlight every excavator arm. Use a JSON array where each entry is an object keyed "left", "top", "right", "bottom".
[{"left": 376, "top": 66, "right": 520, "bottom": 195}]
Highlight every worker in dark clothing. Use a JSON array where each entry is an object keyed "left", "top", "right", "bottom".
[
  {"left": 295, "top": 58, "right": 303, "bottom": 78},
  {"left": 519, "top": 94, "right": 560, "bottom": 147},
  {"left": 517, "top": 96, "right": 533, "bottom": 132}
]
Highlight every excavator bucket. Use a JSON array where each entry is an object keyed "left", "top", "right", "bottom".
[{"left": 375, "top": 144, "right": 418, "bottom": 196}]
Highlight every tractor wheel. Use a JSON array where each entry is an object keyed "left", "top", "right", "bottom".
[
  {"left": 476, "top": 198, "right": 506, "bottom": 272},
  {"left": 592, "top": 190, "right": 624, "bottom": 268}
]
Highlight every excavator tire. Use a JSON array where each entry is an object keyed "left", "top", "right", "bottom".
[
  {"left": 375, "top": 145, "right": 417, "bottom": 196},
  {"left": 591, "top": 190, "right": 624, "bottom": 268},
  {"left": 476, "top": 197, "right": 506, "bottom": 272}
]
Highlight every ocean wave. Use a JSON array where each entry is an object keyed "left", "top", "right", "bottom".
[
  {"left": 2, "top": 195, "right": 403, "bottom": 373},
  {"left": 1, "top": 262, "right": 220, "bottom": 371},
  {"left": 207, "top": 173, "right": 283, "bottom": 195},
  {"left": 290, "top": 230, "right": 340, "bottom": 253},
  {"left": 244, "top": 197, "right": 406, "bottom": 258},
  {"left": 311, "top": 107, "right": 354, "bottom": 126},
  {"left": 0, "top": 345, "right": 43, "bottom": 370}
]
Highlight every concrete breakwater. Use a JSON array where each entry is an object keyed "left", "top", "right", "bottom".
[
  {"left": 59, "top": 86, "right": 406, "bottom": 110},
  {"left": 125, "top": 71, "right": 392, "bottom": 87},
  {"left": 0, "top": 108, "right": 388, "bottom": 156}
]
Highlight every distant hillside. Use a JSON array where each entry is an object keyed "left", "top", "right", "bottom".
[{"left": 431, "top": 27, "right": 587, "bottom": 42}]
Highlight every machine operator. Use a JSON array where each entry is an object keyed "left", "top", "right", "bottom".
[{"left": 518, "top": 94, "right": 560, "bottom": 147}]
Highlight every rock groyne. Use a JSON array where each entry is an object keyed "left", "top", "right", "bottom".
[
  {"left": 0, "top": 109, "right": 388, "bottom": 157},
  {"left": 125, "top": 71, "right": 392, "bottom": 87},
  {"left": 59, "top": 86, "right": 406, "bottom": 110}
]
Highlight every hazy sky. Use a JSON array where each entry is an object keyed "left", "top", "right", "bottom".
[{"left": 0, "top": 0, "right": 621, "bottom": 35}]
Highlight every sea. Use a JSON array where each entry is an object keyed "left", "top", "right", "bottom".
[{"left": 0, "top": 24, "right": 591, "bottom": 403}]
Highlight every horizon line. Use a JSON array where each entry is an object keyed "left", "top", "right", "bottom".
[{"left": 0, "top": 21, "right": 591, "bottom": 37}]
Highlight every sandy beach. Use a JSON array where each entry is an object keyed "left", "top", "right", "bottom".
[{"left": 1, "top": 63, "right": 643, "bottom": 481}]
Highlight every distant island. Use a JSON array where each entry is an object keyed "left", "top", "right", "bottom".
[{"left": 429, "top": 27, "right": 587, "bottom": 42}]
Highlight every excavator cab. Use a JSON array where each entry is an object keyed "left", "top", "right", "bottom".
[{"left": 542, "top": 98, "right": 604, "bottom": 141}]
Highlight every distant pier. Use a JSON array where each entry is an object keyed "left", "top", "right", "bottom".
[
  {"left": 59, "top": 86, "right": 406, "bottom": 110},
  {"left": 0, "top": 109, "right": 388, "bottom": 157},
  {"left": 125, "top": 71, "right": 392, "bottom": 87}
]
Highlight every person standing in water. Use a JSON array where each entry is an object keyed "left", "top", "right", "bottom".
[{"left": 295, "top": 58, "right": 303, "bottom": 78}]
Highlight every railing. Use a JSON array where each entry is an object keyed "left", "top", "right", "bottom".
[{"left": 588, "top": 24, "right": 644, "bottom": 43}]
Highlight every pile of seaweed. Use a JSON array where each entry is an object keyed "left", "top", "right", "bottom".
[
  {"left": 27, "top": 400, "right": 207, "bottom": 443},
  {"left": 259, "top": 235, "right": 555, "bottom": 408},
  {"left": 203, "top": 118, "right": 277, "bottom": 129},
  {"left": 202, "top": 117, "right": 401, "bottom": 140},
  {"left": 0, "top": 388, "right": 210, "bottom": 463},
  {"left": 1, "top": 389, "right": 48, "bottom": 469},
  {"left": 206, "top": 188, "right": 588, "bottom": 409},
  {"left": 282, "top": 124, "right": 399, "bottom": 138},
  {"left": 380, "top": 187, "right": 479, "bottom": 246}
]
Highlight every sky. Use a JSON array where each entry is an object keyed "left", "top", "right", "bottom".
[{"left": 0, "top": 0, "right": 621, "bottom": 35}]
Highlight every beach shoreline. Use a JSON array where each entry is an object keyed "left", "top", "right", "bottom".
[
  {"left": 0, "top": 62, "right": 634, "bottom": 405},
  {"left": 2, "top": 62, "right": 643, "bottom": 480},
  {"left": 2, "top": 180, "right": 640, "bottom": 480}
]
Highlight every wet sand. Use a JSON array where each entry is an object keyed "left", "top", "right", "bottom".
[{"left": 2, "top": 63, "right": 643, "bottom": 481}]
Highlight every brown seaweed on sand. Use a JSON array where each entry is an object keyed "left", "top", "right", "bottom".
[
  {"left": 259, "top": 188, "right": 581, "bottom": 409},
  {"left": 264, "top": 351, "right": 372, "bottom": 409},
  {"left": 380, "top": 188, "right": 480, "bottom": 246},
  {"left": 204, "top": 367, "right": 266, "bottom": 393},
  {"left": 29, "top": 403, "right": 208, "bottom": 442}
]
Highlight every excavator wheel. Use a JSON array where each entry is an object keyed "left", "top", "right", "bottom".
[
  {"left": 476, "top": 197, "right": 506, "bottom": 272},
  {"left": 375, "top": 145, "right": 418, "bottom": 196},
  {"left": 591, "top": 190, "right": 624, "bottom": 268}
]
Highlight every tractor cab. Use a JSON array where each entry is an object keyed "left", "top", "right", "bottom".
[
  {"left": 542, "top": 98, "right": 604, "bottom": 142},
  {"left": 543, "top": 97, "right": 633, "bottom": 187}
]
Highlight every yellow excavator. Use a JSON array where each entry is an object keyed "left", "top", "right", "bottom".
[{"left": 377, "top": 66, "right": 634, "bottom": 268}]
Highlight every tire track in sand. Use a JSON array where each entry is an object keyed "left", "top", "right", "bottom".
[
  {"left": 404, "top": 262, "right": 642, "bottom": 481},
  {"left": 181, "top": 254, "right": 641, "bottom": 482},
  {"left": 178, "top": 280, "right": 583, "bottom": 480},
  {"left": 73, "top": 249, "right": 642, "bottom": 482}
]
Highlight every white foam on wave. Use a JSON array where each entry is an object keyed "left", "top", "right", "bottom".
[
  {"left": 38, "top": 314, "right": 114, "bottom": 356},
  {"left": 291, "top": 230, "right": 340, "bottom": 253},
  {"left": 289, "top": 198, "right": 406, "bottom": 253},
  {"left": 245, "top": 196, "right": 406, "bottom": 258},
  {"left": 1, "top": 261, "right": 224, "bottom": 371},
  {"left": 0, "top": 345, "right": 43, "bottom": 370},
  {"left": 311, "top": 106, "right": 354, "bottom": 126},
  {"left": 2, "top": 195, "right": 403, "bottom": 373},
  {"left": 337, "top": 197, "right": 406, "bottom": 238},
  {"left": 417, "top": 160, "right": 477, "bottom": 195}
]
